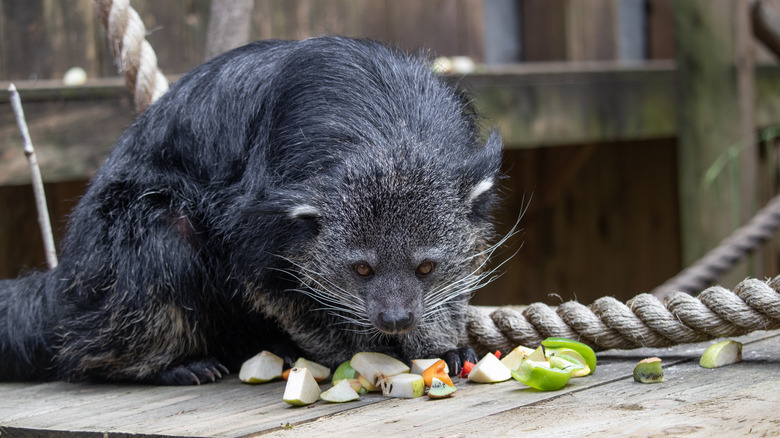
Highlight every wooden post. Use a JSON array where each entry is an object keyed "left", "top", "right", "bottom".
[{"left": 672, "top": 0, "right": 758, "bottom": 287}]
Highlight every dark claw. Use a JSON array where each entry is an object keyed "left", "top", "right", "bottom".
[
  {"left": 142, "top": 357, "right": 228, "bottom": 385},
  {"left": 442, "top": 346, "right": 479, "bottom": 376}
]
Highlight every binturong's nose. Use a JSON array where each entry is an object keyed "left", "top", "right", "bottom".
[{"left": 375, "top": 309, "right": 416, "bottom": 334}]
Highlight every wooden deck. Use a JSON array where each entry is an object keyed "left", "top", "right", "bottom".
[{"left": 1, "top": 330, "right": 779, "bottom": 437}]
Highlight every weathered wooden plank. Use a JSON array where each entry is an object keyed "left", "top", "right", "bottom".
[
  {"left": 2, "top": 330, "right": 777, "bottom": 437},
  {"left": 429, "top": 333, "right": 780, "bottom": 437},
  {"left": 464, "top": 61, "right": 677, "bottom": 148},
  {"left": 261, "top": 331, "right": 780, "bottom": 437}
]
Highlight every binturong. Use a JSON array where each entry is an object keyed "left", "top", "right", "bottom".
[{"left": 0, "top": 36, "right": 507, "bottom": 385}]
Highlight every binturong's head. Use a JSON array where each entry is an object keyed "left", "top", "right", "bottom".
[
  {"left": 255, "top": 37, "right": 506, "bottom": 357},
  {"left": 285, "top": 132, "right": 503, "bottom": 339}
]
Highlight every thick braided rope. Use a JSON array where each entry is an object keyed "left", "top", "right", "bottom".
[
  {"left": 466, "top": 276, "right": 780, "bottom": 354},
  {"left": 94, "top": 0, "right": 168, "bottom": 112}
]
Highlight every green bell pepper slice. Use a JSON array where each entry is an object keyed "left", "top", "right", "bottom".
[
  {"left": 511, "top": 358, "right": 573, "bottom": 391},
  {"left": 541, "top": 337, "right": 597, "bottom": 375}
]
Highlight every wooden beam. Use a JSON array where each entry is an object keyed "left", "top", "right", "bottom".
[
  {"left": 672, "top": 0, "right": 758, "bottom": 284},
  {"left": 5, "top": 61, "right": 780, "bottom": 185}
]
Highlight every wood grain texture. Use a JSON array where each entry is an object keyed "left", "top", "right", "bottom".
[{"left": 1, "top": 330, "right": 777, "bottom": 437}]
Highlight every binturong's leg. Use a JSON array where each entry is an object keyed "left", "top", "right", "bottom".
[{"left": 53, "top": 182, "right": 227, "bottom": 385}]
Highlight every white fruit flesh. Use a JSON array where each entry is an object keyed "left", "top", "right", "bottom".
[
  {"left": 500, "top": 346, "right": 535, "bottom": 371},
  {"left": 292, "top": 357, "right": 331, "bottom": 382},
  {"left": 411, "top": 358, "right": 449, "bottom": 375},
  {"left": 350, "top": 352, "right": 410, "bottom": 388},
  {"left": 239, "top": 350, "right": 284, "bottom": 383},
  {"left": 320, "top": 379, "right": 360, "bottom": 403},
  {"left": 283, "top": 367, "right": 322, "bottom": 406},
  {"left": 380, "top": 373, "right": 425, "bottom": 398},
  {"left": 468, "top": 353, "right": 512, "bottom": 383},
  {"left": 700, "top": 340, "right": 743, "bottom": 368}
]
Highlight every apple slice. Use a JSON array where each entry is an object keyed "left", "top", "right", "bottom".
[
  {"left": 380, "top": 373, "right": 425, "bottom": 398},
  {"left": 428, "top": 377, "right": 457, "bottom": 399},
  {"left": 699, "top": 340, "right": 743, "bottom": 368},
  {"left": 332, "top": 360, "right": 367, "bottom": 393},
  {"left": 320, "top": 379, "right": 360, "bottom": 403},
  {"left": 292, "top": 357, "right": 330, "bottom": 382},
  {"left": 239, "top": 350, "right": 284, "bottom": 384},
  {"left": 283, "top": 367, "right": 321, "bottom": 406},
  {"left": 357, "top": 374, "right": 380, "bottom": 392},
  {"left": 467, "top": 352, "right": 512, "bottom": 383},
  {"left": 350, "top": 352, "right": 410, "bottom": 389},
  {"left": 500, "top": 345, "right": 535, "bottom": 371},
  {"left": 411, "top": 358, "right": 449, "bottom": 375}
]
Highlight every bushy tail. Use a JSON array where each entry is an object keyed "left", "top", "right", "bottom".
[{"left": 0, "top": 271, "right": 56, "bottom": 380}]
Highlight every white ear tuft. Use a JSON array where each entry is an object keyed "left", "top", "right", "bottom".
[
  {"left": 467, "top": 178, "right": 494, "bottom": 204},
  {"left": 288, "top": 204, "right": 320, "bottom": 219}
]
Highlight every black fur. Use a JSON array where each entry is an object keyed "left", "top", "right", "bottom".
[{"left": 0, "top": 36, "right": 503, "bottom": 384}]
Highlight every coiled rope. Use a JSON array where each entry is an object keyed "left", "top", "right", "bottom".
[
  {"left": 467, "top": 276, "right": 780, "bottom": 354},
  {"left": 95, "top": 1, "right": 780, "bottom": 354},
  {"left": 94, "top": 0, "right": 168, "bottom": 112}
]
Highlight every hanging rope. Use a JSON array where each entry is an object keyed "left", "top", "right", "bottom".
[
  {"left": 94, "top": 0, "right": 168, "bottom": 112},
  {"left": 649, "top": 193, "right": 780, "bottom": 299},
  {"left": 466, "top": 276, "right": 780, "bottom": 354}
]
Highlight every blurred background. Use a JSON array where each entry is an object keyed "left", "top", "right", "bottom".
[{"left": 1, "top": 0, "right": 779, "bottom": 306}]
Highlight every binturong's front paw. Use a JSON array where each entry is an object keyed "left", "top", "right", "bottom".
[
  {"left": 441, "top": 346, "right": 479, "bottom": 376},
  {"left": 142, "top": 357, "right": 230, "bottom": 385}
]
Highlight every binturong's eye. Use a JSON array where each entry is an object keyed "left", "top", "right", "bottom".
[
  {"left": 354, "top": 262, "right": 374, "bottom": 277},
  {"left": 416, "top": 261, "right": 435, "bottom": 277}
]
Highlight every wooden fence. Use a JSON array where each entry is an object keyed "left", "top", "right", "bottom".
[{"left": 1, "top": 0, "right": 779, "bottom": 306}]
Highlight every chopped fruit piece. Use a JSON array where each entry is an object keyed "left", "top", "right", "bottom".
[
  {"left": 283, "top": 367, "right": 321, "bottom": 406},
  {"left": 320, "top": 379, "right": 360, "bottom": 403},
  {"left": 428, "top": 377, "right": 458, "bottom": 399},
  {"left": 380, "top": 373, "right": 425, "bottom": 398},
  {"left": 511, "top": 357, "right": 572, "bottom": 391},
  {"left": 357, "top": 374, "right": 380, "bottom": 392},
  {"left": 291, "top": 357, "right": 330, "bottom": 382},
  {"left": 633, "top": 357, "right": 664, "bottom": 383},
  {"left": 239, "top": 350, "right": 284, "bottom": 384},
  {"left": 332, "top": 360, "right": 367, "bottom": 392},
  {"left": 545, "top": 348, "right": 591, "bottom": 377},
  {"left": 467, "top": 352, "right": 512, "bottom": 383},
  {"left": 350, "top": 352, "right": 409, "bottom": 389},
  {"left": 459, "top": 360, "right": 475, "bottom": 378},
  {"left": 411, "top": 358, "right": 449, "bottom": 375},
  {"left": 699, "top": 340, "right": 743, "bottom": 369},
  {"left": 494, "top": 350, "right": 502, "bottom": 359},
  {"left": 332, "top": 360, "right": 358, "bottom": 381},
  {"left": 422, "top": 359, "right": 454, "bottom": 387},
  {"left": 541, "top": 337, "right": 597, "bottom": 375},
  {"left": 500, "top": 346, "right": 535, "bottom": 371}
]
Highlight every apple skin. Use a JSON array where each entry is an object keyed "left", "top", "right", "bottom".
[{"left": 699, "top": 340, "right": 742, "bottom": 368}]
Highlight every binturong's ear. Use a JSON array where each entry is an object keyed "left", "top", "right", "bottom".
[
  {"left": 465, "top": 130, "right": 503, "bottom": 220},
  {"left": 287, "top": 203, "right": 321, "bottom": 221}
]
